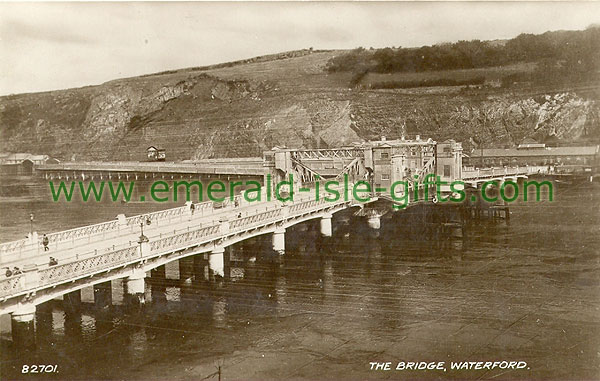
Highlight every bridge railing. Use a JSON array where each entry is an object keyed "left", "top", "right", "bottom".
[
  {"left": 0, "top": 242, "right": 138, "bottom": 298},
  {"left": 0, "top": 273, "right": 26, "bottom": 299},
  {"left": 462, "top": 166, "right": 528, "bottom": 181},
  {"left": 37, "top": 161, "right": 265, "bottom": 175},
  {"left": 38, "top": 245, "right": 139, "bottom": 287},
  {"left": 149, "top": 224, "right": 221, "bottom": 253},
  {"left": 0, "top": 196, "right": 244, "bottom": 260},
  {"left": 228, "top": 208, "right": 283, "bottom": 231},
  {"left": 0, "top": 185, "right": 356, "bottom": 299}
]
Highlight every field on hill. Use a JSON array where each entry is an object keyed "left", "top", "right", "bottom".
[{"left": 362, "top": 62, "right": 537, "bottom": 89}]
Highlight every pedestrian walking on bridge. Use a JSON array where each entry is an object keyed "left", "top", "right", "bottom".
[{"left": 42, "top": 234, "right": 50, "bottom": 251}]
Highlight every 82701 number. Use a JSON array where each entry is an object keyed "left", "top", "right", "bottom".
[{"left": 22, "top": 365, "right": 58, "bottom": 374}]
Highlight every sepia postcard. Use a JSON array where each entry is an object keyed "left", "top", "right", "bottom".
[{"left": 0, "top": 2, "right": 599, "bottom": 380}]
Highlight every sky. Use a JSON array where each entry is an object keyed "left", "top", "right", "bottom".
[{"left": 1, "top": 1, "right": 599, "bottom": 95}]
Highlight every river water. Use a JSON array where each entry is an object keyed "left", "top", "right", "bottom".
[{"left": 1, "top": 177, "right": 599, "bottom": 380}]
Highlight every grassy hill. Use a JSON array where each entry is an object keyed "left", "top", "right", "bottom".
[{"left": 1, "top": 35, "right": 599, "bottom": 162}]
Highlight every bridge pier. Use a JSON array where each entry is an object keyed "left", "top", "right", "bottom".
[
  {"left": 367, "top": 214, "right": 381, "bottom": 230},
  {"left": 272, "top": 228, "right": 286, "bottom": 255},
  {"left": 193, "top": 254, "right": 208, "bottom": 282},
  {"left": 320, "top": 214, "right": 333, "bottom": 237},
  {"left": 63, "top": 289, "right": 82, "bottom": 315},
  {"left": 179, "top": 256, "right": 194, "bottom": 282},
  {"left": 93, "top": 281, "right": 112, "bottom": 310},
  {"left": 125, "top": 268, "right": 146, "bottom": 308},
  {"left": 150, "top": 265, "right": 167, "bottom": 303},
  {"left": 209, "top": 246, "right": 225, "bottom": 280},
  {"left": 11, "top": 303, "right": 36, "bottom": 349},
  {"left": 35, "top": 302, "right": 53, "bottom": 338}
]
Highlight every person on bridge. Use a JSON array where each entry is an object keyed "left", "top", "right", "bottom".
[
  {"left": 190, "top": 203, "right": 196, "bottom": 215},
  {"left": 49, "top": 257, "right": 58, "bottom": 266},
  {"left": 4, "top": 267, "right": 12, "bottom": 277},
  {"left": 42, "top": 234, "right": 49, "bottom": 251}
]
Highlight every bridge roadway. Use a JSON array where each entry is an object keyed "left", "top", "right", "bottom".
[
  {"left": 2, "top": 196, "right": 285, "bottom": 269},
  {"left": 0, "top": 184, "right": 366, "bottom": 317},
  {"left": 0, "top": 165, "right": 532, "bottom": 333},
  {"left": 36, "top": 158, "right": 266, "bottom": 178},
  {"left": 1, "top": 166, "right": 531, "bottom": 272},
  {"left": 462, "top": 166, "right": 529, "bottom": 184}
]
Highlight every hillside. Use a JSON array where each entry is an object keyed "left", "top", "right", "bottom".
[{"left": 1, "top": 38, "right": 599, "bottom": 162}]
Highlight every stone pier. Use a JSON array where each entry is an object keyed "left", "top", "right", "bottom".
[
  {"left": 209, "top": 246, "right": 225, "bottom": 280},
  {"left": 193, "top": 254, "right": 208, "bottom": 282},
  {"left": 179, "top": 256, "right": 194, "bottom": 282},
  {"left": 367, "top": 214, "right": 381, "bottom": 230},
  {"left": 11, "top": 303, "right": 36, "bottom": 349},
  {"left": 125, "top": 268, "right": 146, "bottom": 308},
  {"left": 272, "top": 228, "right": 286, "bottom": 255},
  {"left": 63, "top": 289, "right": 82, "bottom": 315},
  {"left": 320, "top": 213, "right": 333, "bottom": 237},
  {"left": 93, "top": 281, "right": 112, "bottom": 310},
  {"left": 150, "top": 265, "right": 166, "bottom": 304}
]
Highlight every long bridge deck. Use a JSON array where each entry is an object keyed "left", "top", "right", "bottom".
[
  {"left": 0, "top": 184, "right": 365, "bottom": 315},
  {"left": 1, "top": 139, "right": 534, "bottom": 342},
  {"left": 36, "top": 158, "right": 266, "bottom": 177}
]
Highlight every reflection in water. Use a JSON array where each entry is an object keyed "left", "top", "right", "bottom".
[{"left": 0, "top": 184, "right": 598, "bottom": 380}]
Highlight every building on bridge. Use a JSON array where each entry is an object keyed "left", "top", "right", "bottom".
[
  {"left": 0, "top": 153, "right": 59, "bottom": 176},
  {"left": 364, "top": 135, "right": 437, "bottom": 190},
  {"left": 263, "top": 136, "right": 463, "bottom": 194},
  {"left": 146, "top": 146, "right": 166, "bottom": 162}
]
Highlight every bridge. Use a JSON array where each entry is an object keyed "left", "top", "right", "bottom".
[
  {"left": 1, "top": 137, "right": 530, "bottom": 345},
  {"left": 36, "top": 158, "right": 265, "bottom": 180}
]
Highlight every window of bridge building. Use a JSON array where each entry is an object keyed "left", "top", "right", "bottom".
[
  {"left": 443, "top": 165, "right": 451, "bottom": 177},
  {"left": 380, "top": 152, "right": 389, "bottom": 159},
  {"left": 443, "top": 147, "right": 452, "bottom": 153},
  {"left": 381, "top": 174, "right": 390, "bottom": 180}
]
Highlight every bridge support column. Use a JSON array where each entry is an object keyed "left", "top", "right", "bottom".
[
  {"left": 367, "top": 214, "right": 381, "bottom": 230},
  {"left": 193, "top": 255, "right": 208, "bottom": 282},
  {"left": 125, "top": 268, "right": 146, "bottom": 308},
  {"left": 11, "top": 303, "right": 36, "bottom": 349},
  {"left": 320, "top": 214, "right": 333, "bottom": 237},
  {"left": 93, "top": 281, "right": 112, "bottom": 310},
  {"left": 209, "top": 246, "right": 225, "bottom": 280},
  {"left": 179, "top": 257, "right": 194, "bottom": 282},
  {"left": 63, "top": 289, "right": 82, "bottom": 315},
  {"left": 150, "top": 265, "right": 166, "bottom": 303},
  {"left": 272, "top": 228, "right": 286, "bottom": 255}
]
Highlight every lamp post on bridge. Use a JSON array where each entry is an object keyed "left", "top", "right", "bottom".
[
  {"left": 29, "top": 213, "right": 34, "bottom": 238},
  {"left": 138, "top": 217, "right": 151, "bottom": 257},
  {"left": 126, "top": 216, "right": 151, "bottom": 309}
]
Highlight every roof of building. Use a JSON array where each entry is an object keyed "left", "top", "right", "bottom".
[
  {"left": 366, "top": 137, "right": 436, "bottom": 147},
  {"left": 0, "top": 153, "right": 51, "bottom": 164},
  {"left": 471, "top": 146, "right": 599, "bottom": 158},
  {"left": 517, "top": 143, "right": 546, "bottom": 149}
]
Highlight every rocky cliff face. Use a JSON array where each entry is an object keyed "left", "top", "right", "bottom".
[
  {"left": 0, "top": 51, "right": 598, "bottom": 161},
  {"left": 349, "top": 89, "right": 598, "bottom": 151}
]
